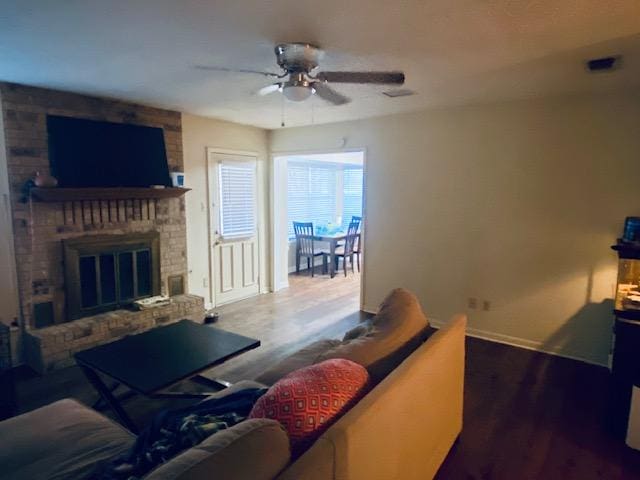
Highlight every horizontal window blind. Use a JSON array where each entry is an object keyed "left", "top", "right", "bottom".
[
  {"left": 287, "top": 162, "right": 337, "bottom": 238},
  {"left": 287, "top": 163, "right": 309, "bottom": 239},
  {"left": 219, "top": 162, "right": 256, "bottom": 237},
  {"left": 309, "top": 166, "right": 336, "bottom": 227},
  {"left": 342, "top": 168, "right": 363, "bottom": 229}
]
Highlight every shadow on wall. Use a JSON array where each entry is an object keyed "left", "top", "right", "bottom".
[
  {"left": 539, "top": 265, "right": 614, "bottom": 365},
  {"left": 538, "top": 298, "right": 614, "bottom": 364}
]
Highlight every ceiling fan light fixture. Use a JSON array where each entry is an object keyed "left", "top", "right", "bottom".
[
  {"left": 198, "top": 42, "right": 403, "bottom": 108},
  {"left": 283, "top": 84, "right": 314, "bottom": 102}
]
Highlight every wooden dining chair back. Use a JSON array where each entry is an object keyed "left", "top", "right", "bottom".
[
  {"left": 343, "top": 220, "right": 360, "bottom": 257},
  {"left": 293, "top": 222, "right": 327, "bottom": 277},
  {"left": 293, "top": 221, "right": 314, "bottom": 255},
  {"left": 334, "top": 219, "right": 361, "bottom": 277},
  {"left": 350, "top": 216, "right": 362, "bottom": 272}
]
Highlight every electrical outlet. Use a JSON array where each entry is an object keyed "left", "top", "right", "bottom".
[
  {"left": 483, "top": 300, "right": 491, "bottom": 311},
  {"left": 202, "top": 277, "right": 208, "bottom": 288},
  {"left": 467, "top": 297, "right": 477, "bottom": 309}
]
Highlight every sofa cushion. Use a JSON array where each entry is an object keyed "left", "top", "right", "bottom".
[
  {"left": 342, "top": 323, "right": 370, "bottom": 341},
  {"left": 318, "top": 288, "right": 430, "bottom": 383},
  {"left": 249, "top": 359, "right": 369, "bottom": 457},
  {"left": 0, "top": 398, "right": 134, "bottom": 480},
  {"left": 144, "top": 418, "right": 290, "bottom": 480},
  {"left": 254, "top": 339, "right": 341, "bottom": 386}
]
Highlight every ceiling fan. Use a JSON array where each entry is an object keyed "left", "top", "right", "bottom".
[{"left": 196, "top": 43, "right": 405, "bottom": 105}]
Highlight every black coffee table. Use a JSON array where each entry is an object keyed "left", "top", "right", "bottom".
[{"left": 75, "top": 319, "right": 260, "bottom": 433}]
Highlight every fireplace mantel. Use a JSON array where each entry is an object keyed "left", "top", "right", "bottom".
[{"left": 30, "top": 187, "right": 190, "bottom": 202}]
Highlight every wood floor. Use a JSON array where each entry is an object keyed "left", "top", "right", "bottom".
[
  {"left": 13, "top": 270, "right": 365, "bottom": 426},
  {"left": 202, "top": 268, "right": 364, "bottom": 383},
  {"left": 436, "top": 338, "right": 640, "bottom": 480},
  {"left": 11, "top": 270, "right": 640, "bottom": 479}
]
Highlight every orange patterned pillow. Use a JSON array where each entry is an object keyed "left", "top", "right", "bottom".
[{"left": 248, "top": 358, "right": 369, "bottom": 456}]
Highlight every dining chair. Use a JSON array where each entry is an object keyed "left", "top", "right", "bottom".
[
  {"left": 333, "top": 219, "right": 360, "bottom": 277},
  {"left": 293, "top": 222, "right": 327, "bottom": 277},
  {"left": 351, "top": 216, "right": 362, "bottom": 272}
]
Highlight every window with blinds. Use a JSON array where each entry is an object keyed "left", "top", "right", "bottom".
[
  {"left": 287, "top": 160, "right": 362, "bottom": 239},
  {"left": 218, "top": 162, "right": 256, "bottom": 237},
  {"left": 287, "top": 162, "right": 309, "bottom": 238},
  {"left": 342, "top": 168, "right": 364, "bottom": 229},
  {"left": 308, "top": 165, "right": 337, "bottom": 226}
]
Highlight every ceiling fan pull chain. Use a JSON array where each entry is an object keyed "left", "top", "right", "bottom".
[{"left": 281, "top": 94, "right": 286, "bottom": 128}]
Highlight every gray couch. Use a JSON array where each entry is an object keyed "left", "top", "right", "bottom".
[{"left": 0, "top": 289, "right": 466, "bottom": 480}]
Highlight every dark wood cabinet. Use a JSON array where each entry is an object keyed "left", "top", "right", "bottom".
[{"left": 610, "top": 240, "right": 640, "bottom": 436}]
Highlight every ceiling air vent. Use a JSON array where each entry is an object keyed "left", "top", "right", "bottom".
[
  {"left": 382, "top": 89, "right": 416, "bottom": 98},
  {"left": 586, "top": 56, "right": 621, "bottom": 72}
]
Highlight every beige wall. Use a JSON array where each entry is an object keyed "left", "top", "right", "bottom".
[
  {"left": 182, "top": 113, "right": 270, "bottom": 307},
  {"left": 271, "top": 91, "right": 640, "bottom": 365}
]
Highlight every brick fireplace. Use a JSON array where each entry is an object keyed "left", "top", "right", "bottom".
[{"left": 0, "top": 82, "right": 204, "bottom": 372}]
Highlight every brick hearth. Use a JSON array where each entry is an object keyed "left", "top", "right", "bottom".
[
  {"left": 24, "top": 295, "right": 204, "bottom": 373},
  {"left": 0, "top": 82, "right": 204, "bottom": 371}
]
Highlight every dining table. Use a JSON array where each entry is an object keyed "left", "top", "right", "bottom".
[{"left": 312, "top": 229, "right": 359, "bottom": 278}]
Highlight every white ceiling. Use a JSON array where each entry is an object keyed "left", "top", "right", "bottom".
[{"left": 1, "top": 1, "right": 640, "bottom": 129}]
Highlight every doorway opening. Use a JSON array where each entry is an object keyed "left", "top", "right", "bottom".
[{"left": 272, "top": 150, "right": 365, "bottom": 304}]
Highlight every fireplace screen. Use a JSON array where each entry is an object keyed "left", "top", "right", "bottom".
[
  {"left": 64, "top": 233, "right": 160, "bottom": 320},
  {"left": 79, "top": 249, "right": 152, "bottom": 308}
]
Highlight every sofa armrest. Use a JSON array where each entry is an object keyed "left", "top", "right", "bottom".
[
  {"left": 144, "top": 419, "right": 290, "bottom": 480},
  {"left": 277, "top": 314, "right": 466, "bottom": 480},
  {"left": 0, "top": 398, "right": 134, "bottom": 480}
]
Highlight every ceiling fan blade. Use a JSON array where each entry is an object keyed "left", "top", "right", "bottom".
[
  {"left": 258, "top": 83, "right": 282, "bottom": 96},
  {"left": 316, "top": 71, "right": 405, "bottom": 85},
  {"left": 194, "top": 65, "right": 282, "bottom": 78},
  {"left": 313, "top": 83, "right": 350, "bottom": 106}
]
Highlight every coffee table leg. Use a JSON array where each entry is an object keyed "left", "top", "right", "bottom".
[
  {"left": 79, "top": 364, "right": 139, "bottom": 434},
  {"left": 92, "top": 380, "right": 121, "bottom": 409}
]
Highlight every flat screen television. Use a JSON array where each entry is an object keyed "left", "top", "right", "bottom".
[{"left": 46, "top": 115, "right": 172, "bottom": 188}]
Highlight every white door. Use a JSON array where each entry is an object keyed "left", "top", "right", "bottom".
[{"left": 208, "top": 151, "right": 260, "bottom": 306}]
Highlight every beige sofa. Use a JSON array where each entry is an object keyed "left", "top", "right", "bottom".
[{"left": 0, "top": 291, "right": 466, "bottom": 480}]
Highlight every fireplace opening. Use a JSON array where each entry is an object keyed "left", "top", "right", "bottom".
[
  {"left": 79, "top": 249, "right": 152, "bottom": 309},
  {"left": 64, "top": 232, "right": 160, "bottom": 321}
]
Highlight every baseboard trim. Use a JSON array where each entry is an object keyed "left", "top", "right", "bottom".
[
  {"left": 429, "top": 318, "right": 608, "bottom": 368},
  {"left": 273, "top": 280, "right": 289, "bottom": 292}
]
